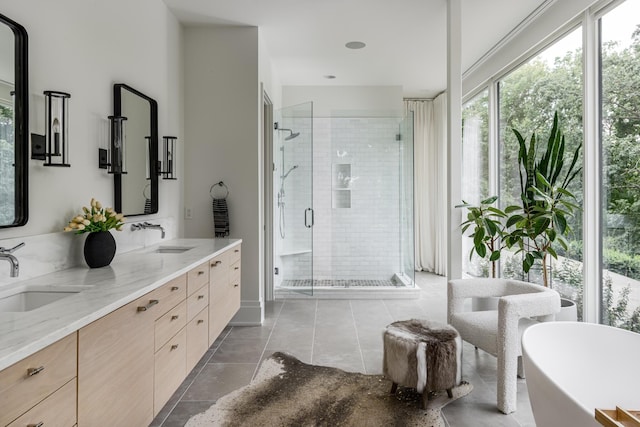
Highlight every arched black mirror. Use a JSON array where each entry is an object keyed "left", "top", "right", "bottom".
[
  {"left": 113, "top": 83, "right": 158, "bottom": 216},
  {"left": 0, "top": 13, "right": 28, "bottom": 227}
]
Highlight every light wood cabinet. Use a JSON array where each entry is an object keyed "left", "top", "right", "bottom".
[
  {"left": 4, "top": 243, "right": 240, "bottom": 427},
  {"left": 187, "top": 261, "right": 209, "bottom": 296},
  {"left": 209, "top": 245, "right": 241, "bottom": 346},
  {"left": 154, "top": 299, "right": 187, "bottom": 352},
  {"left": 7, "top": 379, "right": 76, "bottom": 427},
  {"left": 78, "top": 293, "right": 156, "bottom": 427},
  {"left": 187, "top": 284, "right": 209, "bottom": 322},
  {"left": 186, "top": 307, "right": 209, "bottom": 373},
  {"left": 154, "top": 328, "right": 186, "bottom": 413},
  {"left": 0, "top": 332, "right": 77, "bottom": 426}
]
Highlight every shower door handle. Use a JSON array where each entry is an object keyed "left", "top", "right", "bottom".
[{"left": 304, "top": 208, "right": 314, "bottom": 228}]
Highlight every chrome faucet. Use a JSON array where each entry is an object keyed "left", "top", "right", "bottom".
[
  {"left": 0, "top": 242, "right": 25, "bottom": 277},
  {"left": 131, "top": 222, "right": 165, "bottom": 239}
]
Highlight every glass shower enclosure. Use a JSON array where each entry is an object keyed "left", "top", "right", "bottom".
[
  {"left": 273, "top": 106, "right": 414, "bottom": 297},
  {"left": 274, "top": 102, "right": 314, "bottom": 295}
]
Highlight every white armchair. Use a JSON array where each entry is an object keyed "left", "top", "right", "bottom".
[{"left": 447, "top": 278, "right": 560, "bottom": 414}]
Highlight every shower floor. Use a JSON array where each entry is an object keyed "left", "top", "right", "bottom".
[{"left": 280, "top": 278, "right": 402, "bottom": 288}]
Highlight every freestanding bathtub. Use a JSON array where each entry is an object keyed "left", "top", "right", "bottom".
[{"left": 522, "top": 322, "right": 640, "bottom": 427}]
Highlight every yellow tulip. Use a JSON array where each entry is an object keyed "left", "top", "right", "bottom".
[
  {"left": 83, "top": 219, "right": 90, "bottom": 226},
  {"left": 77, "top": 224, "right": 85, "bottom": 230},
  {"left": 63, "top": 226, "right": 72, "bottom": 232}
]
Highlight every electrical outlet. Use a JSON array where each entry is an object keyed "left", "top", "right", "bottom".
[{"left": 185, "top": 207, "right": 192, "bottom": 219}]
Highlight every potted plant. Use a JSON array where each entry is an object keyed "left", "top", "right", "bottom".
[
  {"left": 457, "top": 196, "right": 509, "bottom": 311},
  {"left": 505, "top": 111, "right": 582, "bottom": 288},
  {"left": 457, "top": 196, "right": 508, "bottom": 278},
  {"left": 64, "top": 198, "right": 125, "bottom": 268}
]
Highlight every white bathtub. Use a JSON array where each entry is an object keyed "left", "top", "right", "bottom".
[{"left": 522, "top": 322, "right": 640, "bottom": 427}]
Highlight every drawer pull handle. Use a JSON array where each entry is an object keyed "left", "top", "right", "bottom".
[
  {"left": 198, "top": 271, "right": 205, "bottom": 276},
  {"left": 234, "top": 267, "right": 239, "bottom": 270},
  {"left": 137, "top": 299, "right": 159, "bottom": 312},
  {"left": 197, "top": 295, "right": 205, "bottom": 300},
  {"left": 171, "top": 286, "right": 179, "bottom": 291},
  {"left": 234, "top": 249, "right": 239, "bottom": 253},
  {"left": 171, "top": 344, "right": 179, "bottom": 350},
  {"left": 234, "top": 284, "right": 239, "bottom": 288},
  {"left": 211, "top": 260, "right": 222, "bottom": 267},
  {"left": 27, "top": 423, "right": 44, "bottom": 427},
  {"left": 27, "top": 366, "right": 44, "bottom": 377},
  {"left": 171, "top": 315, "right": 179, "bottom": 321},
  {"left": 197, "top": 319, "right": 204, "bottom": 324}
]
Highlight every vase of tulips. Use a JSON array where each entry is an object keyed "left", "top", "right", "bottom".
[{"left": 64, "top": 198, "right": 125, "bottom": 268}]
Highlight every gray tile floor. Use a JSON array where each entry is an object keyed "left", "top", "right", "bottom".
[{"left": 150, "top": 272, "right": 536, "bottom": 427}]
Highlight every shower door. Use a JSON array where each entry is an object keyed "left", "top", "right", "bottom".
[{"left": 274, "top": 102, "right": 314, "bottom": 295}]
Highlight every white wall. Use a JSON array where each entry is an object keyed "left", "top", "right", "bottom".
[
  {"left": 462, "top": 0, "right": 597, "bottom": 96},
  {"left": 282, "top": 85, "right": 403, "bottom": 117},
  {"left": 183, "top": 26, "right": 263, "bottom": 325},
  {"left": 0, "top": 1, "right": 183, "bottom": 277}
]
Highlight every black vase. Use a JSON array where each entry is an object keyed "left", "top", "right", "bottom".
[{"left": 84, "top": 231, "right": 116, "bottom": 268}]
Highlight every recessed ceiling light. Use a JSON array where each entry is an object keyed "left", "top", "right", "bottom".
[
  {"left": 324, "top": 75, "right": 336, "bottom": 79},
  {"left": 345, "top": 41, "right": 366, "bottom": 50}
]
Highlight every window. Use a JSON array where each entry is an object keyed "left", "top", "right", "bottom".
[
  {"left": 461, "top": 89, "right": 490, "bottom": 277},
  {"left": 600, "top": 0, "right": 640, "bottom": 332},
  {"left": 497, "top": 28, "right": 584, "bottom": 319}
]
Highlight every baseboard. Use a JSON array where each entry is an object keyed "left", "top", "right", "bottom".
[{"left": 230, "top": 299, "right": 264, "bottom": 326}]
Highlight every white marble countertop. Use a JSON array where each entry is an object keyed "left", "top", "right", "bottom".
[{"left": 0, "top": 238, "right": 241, "bottom": 372}]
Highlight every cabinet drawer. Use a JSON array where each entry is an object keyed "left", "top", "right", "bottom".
[
  {"left": 154, "top": 328, "right": 186, "bottom": 416},
  {"left": 7, "top": 379, "right": 76, "bottom": 427},
  {"left": 209, "top": 252, "right": 229, "bottom": 283},
  {"left": 155, "top": 299, "right": 187, "bottom": 352},
  {"left": 187, "top": 284, "right": 209, "bottom": 323},
  {"left": 187, "top": 261, "right": 209, "bottom": 296},
  {"left": 186, "top": 308, "right": 209, "bottom": 373},
  {"left": 0, "top": 333, "right": 77, "bottom": 426},
  {"left": 229, "top": 245, "right": 241, "bottom": 264},
  {"left": 230, "top": 259, "right": 241, "bottom": 282},
  {"left": 139, "top": 274, "right": 187, "bottom": 320}
]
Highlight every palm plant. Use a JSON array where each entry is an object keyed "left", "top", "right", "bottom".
[{"left": 505, "top": 112, "right": 582, "bottom": 287}]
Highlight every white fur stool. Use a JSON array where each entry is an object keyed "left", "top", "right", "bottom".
[{"left": 383, "top": 319, "right": 462, "bottom": 409}]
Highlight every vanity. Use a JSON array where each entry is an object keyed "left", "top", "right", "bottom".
[{"left": 0, "top": 238, "right": 241, "bottom": 427}]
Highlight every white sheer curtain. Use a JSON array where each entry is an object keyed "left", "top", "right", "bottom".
[{"left": 405, "top": 94, "right": 448, "bottom": 275}]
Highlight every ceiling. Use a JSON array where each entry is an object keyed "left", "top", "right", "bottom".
[{"left": 164, "top": 0, "right": 548, "bottom": 98}]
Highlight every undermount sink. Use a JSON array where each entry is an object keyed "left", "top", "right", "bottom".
[
  {"left": 0, "top": 285, "right": 92, "bottom": 313},
  {"left": 155, "top": 246, "right": 194, "bottom": 254}
]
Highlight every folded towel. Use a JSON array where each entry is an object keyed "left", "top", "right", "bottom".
[
  {"left": 212, "top": 198, "right": 229, "bottom": 237},
  {"left": 144, "top": 198, "right": 153, "bottom": 215}
]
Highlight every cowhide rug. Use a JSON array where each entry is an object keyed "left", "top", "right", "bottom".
[{"left": 185, "top": 352, "right": 472, "bottom": 427}]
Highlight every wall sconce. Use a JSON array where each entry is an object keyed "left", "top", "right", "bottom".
[
  {"left": 31, "top": 91, "right": 71, "bottom": 167},
  {"left": 101, "top": 115, "right": 127, "bottom": 174},
  {"left": 160, "top": 136, "right": 177, "bottom": 180}
]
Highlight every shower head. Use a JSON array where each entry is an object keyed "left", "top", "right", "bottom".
[
  {"left": 277, "top": 127, "right": 300, "bottom": 141},
  {"left": 281, "top": 165, "right": 299, "bottom": 180},
  {"left": 285, "top": 131, "right": 300, "bottom": 141}
]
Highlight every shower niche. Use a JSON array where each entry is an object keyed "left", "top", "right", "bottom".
[{"left": 332, "top": 163, "right": 351, "bottom": 209}]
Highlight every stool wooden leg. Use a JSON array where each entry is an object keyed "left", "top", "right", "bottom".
[
  {"left": 447, "top": 388, "right": 453, "bottom": 398},
  {"left": 390, "top": 382, "right": 398, "bottom": 395},
  {"left": 422, "top": 391, "right": 429, "bottom": 409}
]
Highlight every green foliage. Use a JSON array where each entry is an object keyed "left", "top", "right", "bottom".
[
  {"left": 457, "top": 196, "right": 508, "bottom": 278},
  {"left": 506, "top": 112, "right": 582, "bottom": 286}
]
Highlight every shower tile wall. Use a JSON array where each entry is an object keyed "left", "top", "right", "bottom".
[{"left": 281, "top": 117, "right": 401, "bottom": 282}]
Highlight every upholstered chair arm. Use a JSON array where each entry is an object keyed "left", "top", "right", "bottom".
[
  {"left": 495, "top": 288, "right": 560, "bottom": 413},
  {"left": 448, "top": 279, "right": 509, "bottom": 323}
]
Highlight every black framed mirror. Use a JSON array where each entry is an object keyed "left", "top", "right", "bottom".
[
  {"left": 113, "top": 83, "right": 158, "bottom": 216},
  {"left": 0, "top": 13, "right": 28, "bottom": 228}
]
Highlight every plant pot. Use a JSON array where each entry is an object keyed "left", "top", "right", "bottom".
[
  {"left": 555, "top": 298, "right": 578, "bottom": 322},
  {"left": 84, "top": 231, "right": 116, "bottom": 268}
]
